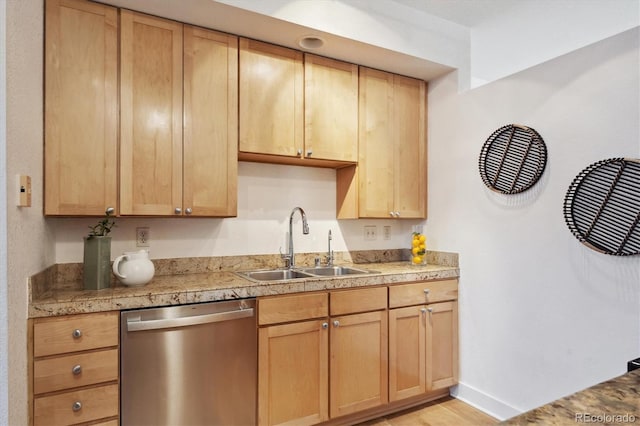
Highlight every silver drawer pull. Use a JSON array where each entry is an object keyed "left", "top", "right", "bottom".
[
  {"left": 72, "top": 365, "right": 82, "bottom": 375},
  {"left": 72, "top": 401, "right": 82, "bottom": 412},
  {"left": 72, "top": 329, "right": 82, "bottom": 339}
]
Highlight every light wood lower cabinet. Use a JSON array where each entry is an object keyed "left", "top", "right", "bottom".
[
  {"left": 258, "top": 287, "right": 389, "bottom": 425},
  {"left": 258, "top": 293, "right": 330, "bottom": 426},
  {"left": 388, "top": 280, "right": 459, "bottom": 403},
  {"left": 329, "top": 310, "right": 388, "bottom": 418},
  {"left": 31, "top": 311, "right": 119, "bottom": 426},
  {"left": 259, "top": 319, "right": 330, "bottom": 426}
]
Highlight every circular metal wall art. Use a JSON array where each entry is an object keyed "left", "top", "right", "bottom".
[
  {"left": 563, "top": 158, "right": 640, "bottom": 256},
  {"left": 479, "top": 124, "right": 548, "bottom": 194}
]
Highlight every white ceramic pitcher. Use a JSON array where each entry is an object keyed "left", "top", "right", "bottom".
[{"left": 112, "top": 250, "right": 155, "bottom": 287}]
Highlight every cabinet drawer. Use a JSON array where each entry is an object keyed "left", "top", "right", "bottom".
[
  {"left": 389, "top": 279, "right": 458, "bottom": 308},
  {"left": 33, "top": 383, "right": 118, "bottom": 426},
  {"left": 330, "top": 287, "right": 387, "bottom": 316},
  {"left": 34, "top": 348, "right": 118, "bottom": 395},
  {"left": 33, "top": 312, "right": 119, "bottom": 357},
  {"left": 259, "top": 292, "right": 328, "bottom": 325}
]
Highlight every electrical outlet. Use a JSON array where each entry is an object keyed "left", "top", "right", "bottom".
[
  {"left": 383, "top": 225, "right": 391, "bottom": 240},
  {"left": 364, "top": 225, "right": 377, "bottom": 240},
  {"left": 136, "top": 227, "right": 150, "bottom": 247}
]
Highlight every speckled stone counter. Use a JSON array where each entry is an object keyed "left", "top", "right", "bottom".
[
  {"left": 502, "top": 369, "right": 640, "bottom": 425},
  {"left": 29, "top": 250, "right": 459, "bottom": 318}
]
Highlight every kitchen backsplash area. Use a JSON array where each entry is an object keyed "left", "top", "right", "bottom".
[{"left": 48, "top": 162, "right": 426, "bottom": 264}]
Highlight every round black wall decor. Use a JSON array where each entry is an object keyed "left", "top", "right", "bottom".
[
  {"left": 479, "top": 124, "right": 547, "bottom": 194},
  {"left": 563, "top": 158, "right": 640, "bottom": 256}
]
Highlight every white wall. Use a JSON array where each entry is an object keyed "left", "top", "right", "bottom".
[
  {"left": 428, "top": 28, "right": 640, "bottom": 419},
  {"left": 5, "top": 0, "right": 52, "bottom": 424},
  {"left": 470, "top": 0, "right": 639, "bottom": 87},
  {"left": 52, "top": 162, "right": 421, "bottom": 263},
  {"left": 0, "top": 0, "right": 8, "bottom": 423}
]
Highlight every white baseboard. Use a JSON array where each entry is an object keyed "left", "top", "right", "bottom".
[{"left": 450, "top": 382, "right": 522, "bottom": 421}]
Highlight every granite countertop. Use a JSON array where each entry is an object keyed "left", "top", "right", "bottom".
[
  {"left": 502, "top": 369, "right": 640, "bottom": 425},
  {"left": 29, "top": 250, "right": 460, "bottom": 318}
]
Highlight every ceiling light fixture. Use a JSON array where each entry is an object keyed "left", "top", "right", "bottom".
[{"left": 298, "top": 35, "right": 325, "bottom": 50}]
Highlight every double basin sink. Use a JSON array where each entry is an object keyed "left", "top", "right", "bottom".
[{"left": 238, "top": 265, "right": 379, "bottom": 282}]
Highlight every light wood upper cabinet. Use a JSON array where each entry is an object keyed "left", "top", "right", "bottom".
[
  {"left": 304, "top": 54, "right": 358, "bottom": 162},
  {"left": 120, "top": 10, "right": 183, "bottom": 216},
  {"left": 340, "top": 67, "right": 427, "bottom": 219},
  {"left": 44, "top": 0, "right": 118, "bottom": 216},
  {"left": 239, "top": 38, "right": 304, "bottom": 159},
  {"left": 183, "top": 26, "right": 238, "bottom": 217}
]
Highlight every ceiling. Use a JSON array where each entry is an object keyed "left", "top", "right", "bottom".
[
  {"left": 97, "top": 0, "right": 528, "bottom": 81},
  {"left": 392, "top": 0, "right": 519, "bottom": 27}
]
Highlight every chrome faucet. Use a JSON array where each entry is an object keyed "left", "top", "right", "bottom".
[
  {"left": 285, "top": 207, "right": 309, "bottom": 268},
  {"left": 325, "top": 229, "right": 334, "bottom": 266}
]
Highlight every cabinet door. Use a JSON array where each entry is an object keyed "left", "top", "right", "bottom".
[
  {"left": 44, "top": 0, "right": 118, "bottom": 215},
  {"left": 120, "top": 11, "right": 183, "bottom": 215},
  {"left": 258, "top": 320, "right": 329, "bottom": 426},
  {"left": 239, "top": 38, "right": 303, "bottom": 158},
  {"left": 393, "top": 75, "right": 427, "bottom": 218},
  {"left": 304, "top": 54, "right": 358, "bottom": 162},
  {"left": 330, "top": 311, "right": 388, "bottom": 418},
  {"left": 183, "top": 26, "right": 238, "bottom": 217},
  {"left": 426, "top": 301, "right": 458, "bottom": 390},
  {"left": 389, "top": 305, "right": 426, "bottom": 401},
  {"left": 358, "top": 67, "right": 395, "bottom": 217}
]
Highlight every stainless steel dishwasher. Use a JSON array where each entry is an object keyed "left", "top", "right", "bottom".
[{"left": 120, "top": 299, "right": 257, "bottom": 426}]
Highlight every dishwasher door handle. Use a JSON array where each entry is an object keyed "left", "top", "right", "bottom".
[{"left": 126, "top": 308, "right": 254, "bottom": 332}]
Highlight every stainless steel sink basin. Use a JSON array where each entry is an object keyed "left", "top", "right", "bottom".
[
  {"left": 298, "top": 266, "right": 378, "bottom": 277},
  {"left": 238, "top": 269, "right": 315, "bottom": 282},
  {"left": 238, "top": 265, "right": 379, "bottom": 282}
]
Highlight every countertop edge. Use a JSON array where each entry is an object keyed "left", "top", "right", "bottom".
[{"left": 29, "top": 264, "right": 460, "bottom": 318}]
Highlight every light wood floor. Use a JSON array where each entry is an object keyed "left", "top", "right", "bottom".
[{"left": 357, "top": 397, "right": 499, "bottom": 426}]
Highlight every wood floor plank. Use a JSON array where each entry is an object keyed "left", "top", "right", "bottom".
[{"left": 357, "top": 397, "right": 498, "bottom": 426}]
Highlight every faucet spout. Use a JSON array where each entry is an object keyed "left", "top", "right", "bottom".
[{"left": 287, "top": 207, "right": 309, "bottom": 268}]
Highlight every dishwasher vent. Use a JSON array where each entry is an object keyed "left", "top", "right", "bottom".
[
  {"left": 479, "top": 124, "right": 547, "bottom": 194},
  {"left": 563, "top": 158, "right": 640, "bottom": 256}
]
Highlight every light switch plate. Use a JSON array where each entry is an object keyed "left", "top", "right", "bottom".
[
  {"left": 17, "top": 175, "right": 31, "bottom": 207},
  {"left": 364, "top": 225, "right": 377, "bottom": 240}
]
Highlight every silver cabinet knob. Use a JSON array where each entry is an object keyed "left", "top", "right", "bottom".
[
  {"left": 72, "top": 365, "right": 82, "bottom": 375},
  {"left": 185, "top": 207, "right": 192, "bottom": 215},
  {"left": 322, "top": 322, "right": 328, "bottom": 329},
  {"left": 306, "top": 150, "right": 313, "bottom": 157},
  {"left": 427, "top": 307, "right": 433, "bottom": 313},
  {"left": 395, "top": 211, "right": 401, "bottom": 217},
  {"left": 420, "top": 308, "right": 427, "bottom": 314},
  {"left": 72, "top": 401, "right": 82, "bottom": 412},
  {"left": 297, "top": 149, "right": 303, "bottom": 157},
  {"left": 389, "top": 212, "right": 394, "bottom": 217},
  {"left": 72, "top": 329, "right": 82, "bottom": 339},
  {"left": 424, "top": 289, "right": 430, "bottom": 295},
  {"left": 333, "top": 320, "right": 340, "bottom": 327},
  {"left": 105, "top": 207, "right": 115, "bottom": 215},
  {"left": 174, "top": 207, "right": 182, "bottom": 215}
]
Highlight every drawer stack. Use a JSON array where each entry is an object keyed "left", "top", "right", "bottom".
[{"left": 32, "top": 311, "right": 119, "bottom": 426}]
